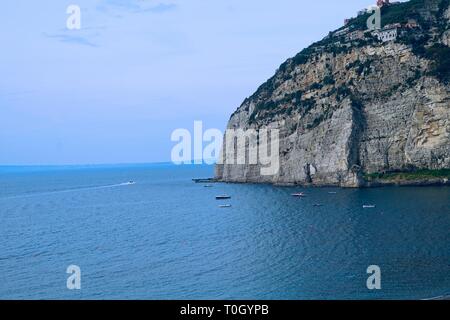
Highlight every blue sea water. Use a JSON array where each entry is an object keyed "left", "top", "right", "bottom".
[{"left": 0, "top": 163, "right": 449, "bottom": 300}]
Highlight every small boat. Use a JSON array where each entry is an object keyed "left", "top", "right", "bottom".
[
  {"left": 363, "top": 205, "right": 376, "bottom": 209},
  {"left": 216, "top": 195, "right": 231, "bottom": 200},
  {"left": 219, "top": 204, "right": 232, "bottom": 208},
  {"left": 204, "top": 185, "right": 213, "bottom": 188},
  {"left": 127, "top": 181, "right": 136, "bottom": 185},
  {"left": 193, "top": 178, "right": 217, "bottom": 183},
  {"left": 328, "top": 191, "right": 337, "bottom": 194},
  {"left": 291, "top": 192, "right": 306, "bottom": 197},
  {"left": 313, "top": 204, "right": 323, "bottom": 207}
]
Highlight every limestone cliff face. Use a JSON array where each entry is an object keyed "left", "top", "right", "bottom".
[{"left": 216, "top": 0, "right": 450, "bottom": 187}]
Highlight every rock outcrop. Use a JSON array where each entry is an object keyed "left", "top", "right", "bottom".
[{"left": 216, "top": 0, "right": 450, "bottom": 187}]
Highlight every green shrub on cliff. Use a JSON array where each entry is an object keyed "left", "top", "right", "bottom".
[
  {"left": 365, "top": 169, "right": 450, "bottom": 181},
  {"left": 425, "top": 44, "right": 450, "bottom": 83}
]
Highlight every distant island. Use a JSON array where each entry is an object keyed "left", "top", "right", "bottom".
[{"left": 216, "top": 0, "right": 450, "bottom": 187}]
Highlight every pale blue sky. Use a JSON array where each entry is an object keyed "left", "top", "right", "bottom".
[{"left": 1, "top": 0, "right": 382, "bottom": 165}]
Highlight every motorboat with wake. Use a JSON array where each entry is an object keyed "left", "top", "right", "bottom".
[{"left": 291, "top": 192, "right": 306, "bottom": 197}]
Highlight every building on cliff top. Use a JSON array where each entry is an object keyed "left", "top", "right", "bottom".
[
  {"left": 333, "top": 27, "right": 350, "bottom": 38},
  {"left": 346, "top": 30, "right": 365, "bottom": 41},
  {"left": 405, "top": 19, "right": 419, "bottom": 29},
  {"left": 377, "top": 0, "right": 390, "bottom": 7},
  {"left": 356, "top": 0, "right": 398, "bottom": 17},
  {"left": 373, "top": 27, "right": 398, "bottom": 42}
]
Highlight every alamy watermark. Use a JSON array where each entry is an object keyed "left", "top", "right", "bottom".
[
  {"left": 66, "top": 264, "right": 81, "bottom": 290},
  {"left": 366, "top": 265, "right": 381, "bottom": 290},
  {"left": 367, "top": 7, "right": 381, "bottom": 31},
  {"left": 66, "top": 4, "right": 81, "bottom": 30},
  {"left": 171, "top": 121, "right": 280, "bottom": 176}
]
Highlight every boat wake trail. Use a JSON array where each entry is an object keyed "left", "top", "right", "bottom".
[
  {"left": 0, "top": 182, "right": 136, "bottom": 200},
  {"left": 423, "top": 294, "right": 450, "bottom": 300}
]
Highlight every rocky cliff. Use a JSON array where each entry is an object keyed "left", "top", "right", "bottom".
[{"left": 216, "top": 0, "right": 450, "bottom": 187}]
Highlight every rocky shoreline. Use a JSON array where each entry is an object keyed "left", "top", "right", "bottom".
[{"left": 216, "top": 176, "right": 450, "bottom": 188}]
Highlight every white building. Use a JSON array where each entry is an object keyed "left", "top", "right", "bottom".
[
  {"left": 333, "top": 27, "right": 350, "bottom": 38},
  {"left": 346, "top": 30, "right": 365, "bottom": 41},
  {"left": 374, "top": 28, "right": 397, "bottom": 42}
]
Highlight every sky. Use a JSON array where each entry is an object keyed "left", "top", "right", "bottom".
[{"left": 0, "top": 0, "right": 385, "bottom": 165}]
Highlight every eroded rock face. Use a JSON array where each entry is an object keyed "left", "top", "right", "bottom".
[{"left": 216, "top": 0, "right": 450, "bottom": 187}]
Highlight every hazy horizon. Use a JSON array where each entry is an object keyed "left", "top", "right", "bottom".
[{"left": 0, "top": 161, "right": 212, "bottom": 167}]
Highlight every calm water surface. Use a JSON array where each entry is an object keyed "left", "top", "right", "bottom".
[{"left": 0, "top": 164, "right": 449, "bottom": 299}]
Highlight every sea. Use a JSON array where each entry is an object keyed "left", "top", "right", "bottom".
[{"left": 0, "top": 163, "right": 449, "bottom": 300}]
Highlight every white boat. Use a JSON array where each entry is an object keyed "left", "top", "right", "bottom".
[
  {"left": 363, "top": 205, "right": 376, "bottom": 209},
  {"left": 219, "top": 204, "right": 232, "bottom": 208},
  {"left": 291, "top": 192, "right": 306, "bottom": 197}
]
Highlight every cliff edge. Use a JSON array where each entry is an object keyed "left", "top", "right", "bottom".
[{"left": 216, "top": 0, "right": 450, "bottom": 187}]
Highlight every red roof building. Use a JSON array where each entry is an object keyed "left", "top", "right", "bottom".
[{"left": 377, "top": 0, "right": 390, "bottom": 7}]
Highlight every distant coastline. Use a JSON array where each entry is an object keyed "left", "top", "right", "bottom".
[{"left": 0, "top": 161, "right": 195, "bottom": 172}]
